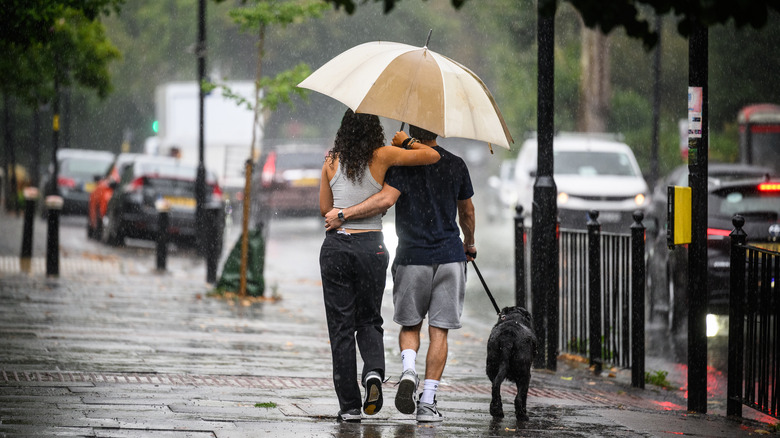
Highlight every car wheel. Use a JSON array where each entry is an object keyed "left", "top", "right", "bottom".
[{"left": 102, "top": 209, "right": 125, "bottom": 247}]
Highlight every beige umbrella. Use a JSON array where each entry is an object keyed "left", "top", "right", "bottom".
[{"left": 298, "top": 40, "right": 513, "bottom": 150}]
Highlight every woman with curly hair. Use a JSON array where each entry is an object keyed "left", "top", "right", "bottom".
[{"left": 319, "top": 108, "right": 440, "bottom": 422}]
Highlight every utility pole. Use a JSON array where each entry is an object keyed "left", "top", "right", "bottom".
[
  {"left": 533, "top": 13, "right": 558, "bottom": 371},
  {"left": 687, "top": 19, "right": 709, "bottom": 414}
]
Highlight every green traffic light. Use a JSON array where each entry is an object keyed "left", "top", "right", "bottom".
[{"left": 152, "top": 120, "right": 159, "bottom": 133}]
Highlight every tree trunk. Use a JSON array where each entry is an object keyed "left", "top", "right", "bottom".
[{"left": 577, "top": 26, "right": 611, "bottom": 133}]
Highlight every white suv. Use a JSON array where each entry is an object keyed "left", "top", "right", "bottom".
[{"left": 514, "top": 133, "right": 649, "bottom": 233}]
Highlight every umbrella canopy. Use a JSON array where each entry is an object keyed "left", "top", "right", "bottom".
[{"left": 298, "top": 41, "right": 513, "bottom": 150}]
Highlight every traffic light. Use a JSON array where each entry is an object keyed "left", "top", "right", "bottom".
[{"left": 152, "top": 120, "right": 159, "bottom": 133}]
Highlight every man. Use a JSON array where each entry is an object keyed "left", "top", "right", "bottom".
[{"left": 325, "top": 125, "right": 476, "bottom": 423}]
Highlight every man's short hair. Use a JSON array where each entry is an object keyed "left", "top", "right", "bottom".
[{"left": 409, "top": 125, "right": 438, "bottom": 142}]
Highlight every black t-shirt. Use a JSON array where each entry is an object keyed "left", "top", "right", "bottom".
[{"left": 385, "top": 145, "right": 474, "bottom": 265}]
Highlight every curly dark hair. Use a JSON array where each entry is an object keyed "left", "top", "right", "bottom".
[{"left": 328, "top": 109, "right": 385, "bottom": 183}]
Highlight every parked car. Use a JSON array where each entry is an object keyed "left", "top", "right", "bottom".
[
  {"left": 645, "top": 165, "right": 779, "bottom": 333},
  {"left": 87, "top": 153, "right": 143, "bottom": 239},
  {"left": 513, "top": 133, "right": 649, "bottom": 232},
  {"left": 102, "top": 156, "right": 222, "bottom": 246},
  {"left": 252, "top": 144, "right": 327, "bottom": 218},
  {"left": 41, "top": 148, "right": 115, "bottom": 216},
  {"left": 485, "top": 159, "right": 517, "bottom": 222}
]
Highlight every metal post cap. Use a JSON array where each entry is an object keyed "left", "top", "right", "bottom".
[
  {"left": 23, "top": 187, "right": 39, "bottom": 200},
  {"left": 44, "top": 195, "right": 64, "bottom": 210}
]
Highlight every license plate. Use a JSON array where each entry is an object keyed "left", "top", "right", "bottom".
[
  {"left": 599, "top": 212, "right": 621, "bottom": 223},
  {"left": 292, "top": 178, "right": 319, "bottom": 187},
  {"left": 84, "top": 182, "right": 96, "bottom": 193},
  {"left": 164, "top": 196, "right": 196, "bottom": 209}
]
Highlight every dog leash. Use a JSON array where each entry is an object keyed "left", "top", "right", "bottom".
[{"left": 470, "top": 260, "right": 501, "bottom": 315}]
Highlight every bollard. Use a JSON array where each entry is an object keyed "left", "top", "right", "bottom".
[
  {"left": 587, "top": 210, "right": 602, "bottom": 373},
  {"left": 155, "top": 198, "right": 170, "bottom": 272},
  {"left": 514, "top": 204, "right": 526, "bottom": 308},
  {"left": 727, "top": 215, "right": 747, "bottom": 417},
  {"left": 21, "top": 187, "right": 39, "bottom": 264},
  {"left": 630, "top": 211, "right": 645, "bottom": 388},
  {"left": 204, "top": 203, "right": 225, "bottom": 284},
  {"left": 45, "top": 195, "right": 64, "bottom": 277}
]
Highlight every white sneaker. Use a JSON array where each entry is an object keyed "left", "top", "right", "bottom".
[
  {"left": 416, "top": 398, "right": 443, "bottom": 423},
  {"left": 394, "top": 369, "right": 419, "bottom": 414}
]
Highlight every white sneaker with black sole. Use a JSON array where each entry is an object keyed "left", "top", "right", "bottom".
[
  {"left": 394, "top": 369, "right": 419, "bottom": 414},
  {"left": 416, "top": 397, "right": 443, "bottom": 423}
]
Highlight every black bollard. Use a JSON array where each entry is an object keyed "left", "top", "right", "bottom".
[
  {"left": 204, "top": 203, "right": 224, "bottom": 284},
  {"left": 45, "top": 195, "right": 63, "bottom": 277},
  {"left": 514, "top": 204, "right": 526, "bottom": 308},
  {"left": 21, "top": 187, "right": 39, "bottom": 260},
  {"left": 587, "top": 210, "right": 602, "bottom": 373},
  {"left": 630, "top": 210, "right": 646, "bottom": 388},
  {"left": 155, "top": 199, "right": 170, "bottom": 272}
]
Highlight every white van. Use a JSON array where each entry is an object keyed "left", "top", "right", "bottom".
[{"left": 514, "top": 133, "right": 649, "bottom": 232}]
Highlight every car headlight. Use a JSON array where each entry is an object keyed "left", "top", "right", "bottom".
[
  {"left": 557, "top": 192, "right": 569, "bottom": 205},
  {"left": 634, "top": 193, "right": 646, "bottom": 206}
]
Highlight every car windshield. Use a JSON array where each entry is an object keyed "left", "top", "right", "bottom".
[
  {"left": 60, "top": 157, "right": 112, "bottom": 177},
  {"left": 710, "top": 188, "right": 780, "bottom": 217},
  {"left": 134, "top": 161, "right": 215, "bottom": 183},
  {"left": 554, "top": 150, "right": 637, "bottom": 177}
]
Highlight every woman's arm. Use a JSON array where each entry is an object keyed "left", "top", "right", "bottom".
[{"left": 319, "top": 162, "right": 334, "bottom": 217}]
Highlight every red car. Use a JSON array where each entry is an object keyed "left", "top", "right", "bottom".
[{"left": 87, "top": 153, "right": 142, "bottom": 239}]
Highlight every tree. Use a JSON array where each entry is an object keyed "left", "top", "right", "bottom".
[{"left": 214, "top": 0, "right": 330, "bottom": 297}]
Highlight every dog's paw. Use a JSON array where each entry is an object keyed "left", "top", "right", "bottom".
[{"left": 489, "top": 402, "right": 504, "bottom": 418}]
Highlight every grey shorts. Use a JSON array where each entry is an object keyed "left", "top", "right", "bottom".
[{"left": 392, "top": 262, "right": 466, "bottom": 330}]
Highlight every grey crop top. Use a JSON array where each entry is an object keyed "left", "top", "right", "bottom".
[{"left": 330, "top": 162, "right": 383, "bottom": 230}]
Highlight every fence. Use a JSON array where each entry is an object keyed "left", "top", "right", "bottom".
[
  {"left": 516, "top": 209, "right": 646, "bottom": 387},
  {"left": 727, "top": 215, "right": 780, "bottom": 419}
]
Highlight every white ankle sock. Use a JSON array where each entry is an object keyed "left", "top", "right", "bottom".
[
  {"left": 421, "top": 379, "right": 439, "bottom": 404},
  {"left": 401, "top": 349, "right": 416, "bottom": 372}
]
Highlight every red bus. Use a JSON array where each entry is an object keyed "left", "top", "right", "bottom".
[{"left": 738, "top": 103, "right": 780, "bottom": 173}]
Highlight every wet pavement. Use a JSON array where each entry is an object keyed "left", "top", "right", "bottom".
[{"left": 0, "top": 209, "right": 778, "bottom": 437}]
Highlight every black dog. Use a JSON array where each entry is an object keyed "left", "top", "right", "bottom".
[{"left": 486, "top": 306, "right": 537, "bottom": 421}]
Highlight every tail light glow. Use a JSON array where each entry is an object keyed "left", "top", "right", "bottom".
[
  {"left": 57, "top": 176, "right": 75, "bottom": 188},
  {"left": 758, "top": 182, "right": 780, "bottom": 192},
  {"left": 262, "top": 151, "right": 277, "bottom": 188},
  {"left": 128, "top": 177, "right": 145, "bottom": 192},
  {"left": 707, "top": 228, "right": 731, "bottom": 238}
]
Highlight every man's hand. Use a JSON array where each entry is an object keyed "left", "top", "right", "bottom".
[
  {"left": 464, "top": 243, "right": 477, "bottom": 261},
  {"left": 392, "top": 131, "right": 409, "bottom": 147},
  {"left": 324, "top": 207, "right": 344, "bottom": 231}
]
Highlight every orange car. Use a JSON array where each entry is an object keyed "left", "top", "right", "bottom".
[{"left": 87, "top": 153, "right": 141, "bottom": 239}]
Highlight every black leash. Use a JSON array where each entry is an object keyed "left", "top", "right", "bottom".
[{"left": 470, "top": 260, "right": 501, "bottom": 315}]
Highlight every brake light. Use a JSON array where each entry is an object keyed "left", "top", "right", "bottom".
[
  {"left": 707, "top": 228, "right": 731, "bottom": 237},
  {"left": 128, "top": 177, "right": 145, "bottom": 192},
  {"left": 261, "top": 151, "right": 277, "bottom": 188},
  {"left": 57, "top": 176, "right": 75, "bottom": 188},
  {"left": 211, "top": 183, "right": 223, "bottom": 201},
  {"left": 758, "top": 182, "right": 780, "bottom": 192}
]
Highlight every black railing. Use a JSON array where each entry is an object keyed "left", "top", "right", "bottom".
[
  {"left": 727, "top": 215, "right": 780, "bottom": 419},
  {"left": 518, "top": 207, "right": 645, "bottom": 387}
]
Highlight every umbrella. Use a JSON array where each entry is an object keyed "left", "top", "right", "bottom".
[{"left": 298, "top": 40, "right": 513, "bottom": 150}]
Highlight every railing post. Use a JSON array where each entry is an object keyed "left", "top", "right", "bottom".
[
  {"left": 205, "top": 203, "right": 225, "bottom": 284},
  {"left": 727, "top": 214, "right": 747, "bottom": 417},
  {"left": 515, "top": 204, "right": 526, "bottom": 308},
  {"left": 45, "top": 195, "right": 63, "bottom": 277},
  {"left": 587, "top": 210, "right": 602, "bottom": 373},
  {"left": 155, "top": 199, "right": 170, "bottom": 272},
  {"left": 630, "top": 211, "right": 646, "bottom": 388}
]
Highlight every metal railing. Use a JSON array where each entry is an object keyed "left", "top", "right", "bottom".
[
  {"left": 516, "top": 208, "right": 646, "bottom": 387},
  {"left": 727, "top": 215, "right": 780, "bottom": 419}
]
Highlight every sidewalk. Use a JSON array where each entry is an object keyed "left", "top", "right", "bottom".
[{"left": 0, "top": 254, "right": 776, "bottom": 438}]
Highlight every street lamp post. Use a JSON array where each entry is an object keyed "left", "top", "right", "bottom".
[
  {"left": 195, "top": 0, "right": 207, "bottom": 257},
  {"left": 532, "top": 13, "right": 559, "bottom": 371}
]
